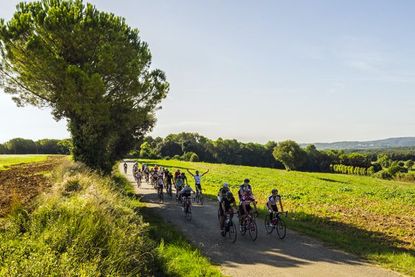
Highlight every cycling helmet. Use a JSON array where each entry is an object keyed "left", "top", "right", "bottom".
[
  {"left": 244, "top": 178, "right": 250, "bottom": 183},
  {"left": 272, "top": 189, "right": 278, "bottom": 194},
  {"left": 223, "top": 183, "right": 229, "bottom": 188}
]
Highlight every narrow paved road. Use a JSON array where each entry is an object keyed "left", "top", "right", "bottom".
[{"left": 122, "top": 164, "right": 400, "bottom": 277}]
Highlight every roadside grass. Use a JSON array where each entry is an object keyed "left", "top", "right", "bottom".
[
  {"left": 0, "top": 154, "right": 49, "bottom": 170},
  {"left": 139, "top": 159, "right": 415, "bottom": 276},
  {"left": 0, "top": 160, "right": 156, "bottom": 276},
  {"left": 114, "top": 171, "right": 223, "bottom": 277}
]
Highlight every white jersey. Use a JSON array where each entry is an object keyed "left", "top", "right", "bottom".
[
  {"left": 194, "top": 175, "right": 201, "bottom": 184},
  {"left": 267, "top": 195, "right": 281, "bottom": 206}
]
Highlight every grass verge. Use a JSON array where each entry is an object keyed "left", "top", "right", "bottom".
[{"left": 0, "top": 160, "right": 155, "bottom": 276}]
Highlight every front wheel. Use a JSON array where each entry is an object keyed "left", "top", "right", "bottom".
[
  {"left": 228, "top": 220, "right": 237, "bottom": 243},
  {"left": 248, "top": 220, "right": 258, "bottom": 241},
  {"left": 276, "top": 218, "right": 286, "bottom": 239},
  {"left": 264, "top": 216, "right": 273, "bottom": 234},
  {"left": 185, "top": 204, "right": 192, "bottom": 221}
]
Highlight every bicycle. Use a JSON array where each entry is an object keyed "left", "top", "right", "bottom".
[
  {"left": 239, "top": 212, "right": 258, "bottom": 241},
  {"left": 265, "top": 211, "right": 288, "bottom": 239},
  {"left": 157, "top": 185, "right": 164, "bottom": 203},
  {"left": 194, "top": 188, "right": 204, "bottom": 205},
  {"left": 182, "top": 196, "right": 192, "bottom": 221},
  {"left": 223, "top": 212, "right": 237, "bottom": 243},
  {"left": 166, "top": 182, "right": 173, "bottom": 199}
]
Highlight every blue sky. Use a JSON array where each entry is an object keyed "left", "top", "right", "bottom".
[{"left": 1, "top": 0, "right": 414, "bottom": 143}]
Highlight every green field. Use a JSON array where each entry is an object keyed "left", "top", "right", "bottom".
[
  {"left": 140, "top": 159, "right": 415, "bottom": 276},
  {"left": 0, "top": 155, "right": 49, "bottom": 170}
]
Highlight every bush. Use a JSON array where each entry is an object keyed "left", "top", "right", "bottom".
[
  {"left": 182, "top": 152, "right": 197, "bottom": 161},
  {"left": 190, "top": 153, "right": 199, "bottom": 162},
  {"left": 374, "top": 170, "right": 393, "bottom": 180},
  {"left": 172, "top": 155, "right": 181, "bottom": 160}
]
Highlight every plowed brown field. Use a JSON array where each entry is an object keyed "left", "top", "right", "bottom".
[{"left": 0, "top": 156, "right": 65, "bottom": 216}]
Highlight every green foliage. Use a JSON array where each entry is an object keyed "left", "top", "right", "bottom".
[
  {"left": 273, "top": 140, "right": 306, "bottom": 170},
  {"left": 189, "top": 152, "right": 199, "bottom": 162},
  {"left": 3, "top": 138, "right": 37, "bottom": 154},
  {"left": 0, "top": 161, "right": 156, "bottom": 276},
  {"left": 0, "top": 0, "right": 169, "bottom": 174}
]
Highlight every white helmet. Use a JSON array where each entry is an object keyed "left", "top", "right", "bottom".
[{"left": 223, "top": 183, "right": 229, "bottom": 188}]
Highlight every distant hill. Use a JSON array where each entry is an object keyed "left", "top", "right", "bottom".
[{"left": 303, "top": 137, "right": 415, "bottom": 150}]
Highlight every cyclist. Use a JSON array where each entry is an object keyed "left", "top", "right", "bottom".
[
  {"left": 123, "top": 161, "right": 128, "bottom": 174},
  {"left": 175, "top": 174, "right": 184, "bottom": 198},
  {"left": 267, "top": 188, "right": 284, "bottom": 224},
  {"left": 180, "top": 172, "right": 188, "bottom": 186},
  {"left": 165, "top": 170, "right": 173, "bottom": 193},
  {"left": 178, "top": 184, "right": 194, "bottom": 212},
  {"left": 238, "top": 179, "right": 258, "bottom": 225},
  {"left": 135, "top": 169, "right": 143, "bottom": 186},
  {"left": 156, "top": 175, "right": 164, "bottom": 199},
  {"left": 174, "top": 169, "right": 181, "bottom": 183},
  {"left": 187, "top": 169, "right": 209, "bottom": 195},
  {"left": 220, "top": 191, "right": 237, "bottom": 236},
  {"left": 238, "top": 178, "right": 252, "bottom": 202}
]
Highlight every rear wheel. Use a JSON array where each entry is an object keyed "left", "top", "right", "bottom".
[
  {"left": 276, "top": 218, "right": 286, "bottom": 239},
  {"left": 249, "top": 220, "right": 258, "bottom": 241}
]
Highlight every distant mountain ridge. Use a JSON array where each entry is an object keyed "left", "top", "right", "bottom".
[{"left": 302, "top": 137, "right": 415, "bottom": 150}]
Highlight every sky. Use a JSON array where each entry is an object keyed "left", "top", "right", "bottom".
[{"left": 1, "top": 0, "right": 414, "bottom": 144}]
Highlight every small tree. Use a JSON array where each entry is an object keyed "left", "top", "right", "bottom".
[
  {"left": 0, "top": 1, "right": 168, "bottom": 173},
  {"left": 272, "top": 140, "right": 306, "bottom": 170}
]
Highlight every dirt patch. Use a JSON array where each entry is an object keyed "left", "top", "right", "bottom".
[{"left": 0, "top": 156, "right": 65, "bottom": 216}]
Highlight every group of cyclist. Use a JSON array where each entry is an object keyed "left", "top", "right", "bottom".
[
  {"left": 123, "top": 161, "right": 284, "bottom": 237},
  {"left": 217, "top": 178, "right": 284, "bottom": 236}
]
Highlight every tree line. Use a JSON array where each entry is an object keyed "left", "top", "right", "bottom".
[
  {"left": 0, "top": 138, "right": 72, "bottom": 155},
  {"left": 135, "top": 133, "right": 414, "bottom": 181}
]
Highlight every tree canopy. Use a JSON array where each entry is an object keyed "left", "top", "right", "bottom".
[{"left": 0, "top": 0, "right": 169, "bottom": 173}]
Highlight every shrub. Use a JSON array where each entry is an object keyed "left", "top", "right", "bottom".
[
  {"left": 374, "top": 170, "right": 393, "bottom": 180},
  {"left": 190, "top": 153, "right": 199, "bottom": 162}
]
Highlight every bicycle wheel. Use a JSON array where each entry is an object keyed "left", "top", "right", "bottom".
[
  {"left": 185, "top": 204, "right": 192, "bottom": 221},
  {"left": 264, "top": 216, "right": 273, "bottom": 234},
  {"left": 248, "top": 220, "right": 258, "bottom": 241},
  {"left": 239, "top": 220, "right": 246, "bottom": 236},
  {"left": 228, "top": 220, "right": 237, "bottom": 243},
  {"left": 276, "top": 218, "right": 286, "bottom": 239}
]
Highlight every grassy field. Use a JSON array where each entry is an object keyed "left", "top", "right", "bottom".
[
  {"left": 0, "top": 155, "right": 50, "bottom": 170},
  {"left": 140, "top": 159, "right": 415, "bottom": 276}
]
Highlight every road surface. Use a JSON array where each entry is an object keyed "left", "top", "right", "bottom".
[{"left": 122, "top": 164, "right": 400, "bottom": 277}]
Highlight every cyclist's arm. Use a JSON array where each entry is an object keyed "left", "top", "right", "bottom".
[
  {"left": 186, "top": 169, "right": 194, "bottom": 177},
  {"left": 279, "top": 198, "right": 284, "bottom": 212}
]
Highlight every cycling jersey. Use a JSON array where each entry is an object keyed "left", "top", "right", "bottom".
[
  {"left": 194, "top": 175, "right": 201, "bottom": 184},
  {"left": 217, "top": 187, "right": 229, "bottom": 202},
  {"left": 179, "top": 186, "right": 193, "bottom": 197},
  {"left": 223, "top": 196, "right": 236, "bottom": 210},
  {"left": 238, "top": 184, "right": 252, "bottom": 200},
  {"left": 267, "top": 195, "right": 281, "bottom": 206}
]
